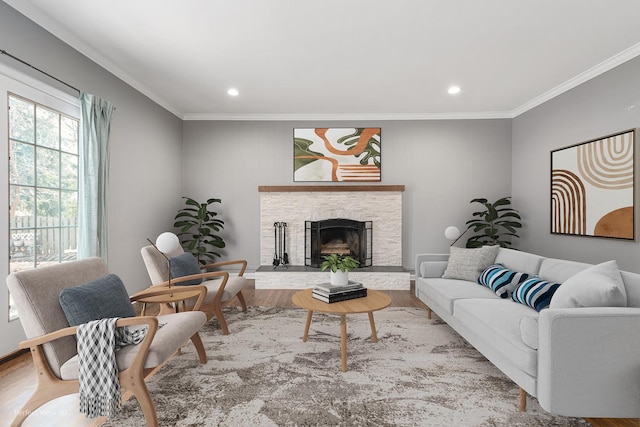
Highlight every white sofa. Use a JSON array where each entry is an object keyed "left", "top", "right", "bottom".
[{"left": 414, "top": 247, "right": 640, "bottom": 418}]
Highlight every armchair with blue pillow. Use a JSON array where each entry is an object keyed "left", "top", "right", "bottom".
[
  {"left": 141, "top": 234, "right": 249, "bottom": 335},
  {"left": 6, "top": 257, "right": 208, "bottom": 427}
]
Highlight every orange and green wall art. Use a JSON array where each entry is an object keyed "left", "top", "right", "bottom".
[
  {"left": 294, "top": 128, "right": 381, "bottom": 182},
  {"left": 551, "top": 128, "right": 637, "bottom": 240}
]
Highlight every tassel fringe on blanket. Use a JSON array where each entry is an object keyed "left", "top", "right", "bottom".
[{"left": 76, "top": 318, "right": 147, "bottom": 419}]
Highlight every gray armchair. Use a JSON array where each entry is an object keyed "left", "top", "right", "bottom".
[
  {"left": 141, "top": 245, "right": 248, "bottom": 334},
  {"left": 6, "top": 257, "right": 208, "bottom": 427}
]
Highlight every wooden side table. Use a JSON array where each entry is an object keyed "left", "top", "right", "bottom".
[
  {"left": 292, "top": 288, "right": 392, "bottom": 372},
  {"left": 131, "top": 286, "right": 207, "bottom": 315}
]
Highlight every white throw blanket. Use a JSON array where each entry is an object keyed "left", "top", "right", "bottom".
[{"left": 76, "top": 318, "right": 147, "bottom": 419}]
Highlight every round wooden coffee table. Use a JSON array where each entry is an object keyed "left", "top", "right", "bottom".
[{"left": 292, "top": 288, "right": 392, "bottom": 372}]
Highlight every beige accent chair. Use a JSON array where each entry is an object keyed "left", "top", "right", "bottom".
[
  {"left": 6, "top": 257, "right": 208, "bottom": 427},
  {"left": 141, "top": 245, "right": 248, "bottom": 335}
]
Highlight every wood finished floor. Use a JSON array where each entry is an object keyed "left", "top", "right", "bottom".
[{"left": 1, "top": 281, "right": 638, "bottom": 427}]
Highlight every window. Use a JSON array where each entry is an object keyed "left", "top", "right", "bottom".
[{"left": 8, "top": 93, "right": 79, "bottom": 321}]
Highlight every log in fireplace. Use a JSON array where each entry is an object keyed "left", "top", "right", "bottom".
[{"left": 305, "top": 218, "right": 372, "bottom": 268}]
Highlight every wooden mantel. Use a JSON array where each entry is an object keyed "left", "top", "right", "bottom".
[{"left": 258, "top": 185, "right": 405, "bottom": 192}]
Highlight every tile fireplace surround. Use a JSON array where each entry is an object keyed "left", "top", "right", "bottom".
[{"left": 256, "top": 185, "right": 409, "bottom": 290}]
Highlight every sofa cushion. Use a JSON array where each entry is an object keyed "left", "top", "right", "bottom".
[
  {"left": 550, "top": 260, "right": 627, "bottom": 309},
  {"left": 453, "top": 299, "right": 539, "bottom": 377},
  {"left": 59, "top": 274, "right": 135, "bottom": 326},
  {"left": 442, "top": 245, "right": 499, "bottom": 282},
  {"left": 495, "top": 248, "right": 545, "bottom": 276},
  {"left": 417, "top": 277, "right": 498, "bottom": 315},
  {"left": 478, "top": 264, "right": 530, "bottom": 298},
  {"left": 512, "top": 276, "right": 561, "bottom": 312},
  {"left": 538, "top": 258, "right": 592, "bottom": 283},
  {"left": 170, "top": 252, "right": 203, "bottom": 286}
]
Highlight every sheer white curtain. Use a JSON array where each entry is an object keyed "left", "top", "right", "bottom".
[{"left": 78, "top": 92, "right": 115, "bottom": 262}]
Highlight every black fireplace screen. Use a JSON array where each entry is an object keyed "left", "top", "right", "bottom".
[{"left": 305, "top": 218, "right": 372, "bottom": 268}]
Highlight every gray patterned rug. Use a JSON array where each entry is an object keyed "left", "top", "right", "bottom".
[{"left": 105, "top": 307, "right": 587, "bottom": 426}]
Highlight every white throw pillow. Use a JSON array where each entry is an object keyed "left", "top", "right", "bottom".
[
  {"left": 549, "top": 260, "right": 627, "bottom": 309},
  {"left": 442, "top": 245, "right": 500, "bottom": 282}
]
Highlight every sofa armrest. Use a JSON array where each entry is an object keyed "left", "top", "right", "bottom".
[
  {"left": 537, "top": 307, "right": 640, "bottom": 417},
  {"left": 415, "top": 253, "right": 449, "bottom": 278}
]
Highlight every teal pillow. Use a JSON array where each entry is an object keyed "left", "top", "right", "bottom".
[
  {"left": 478, "top": 263, "right": 529, "bottom": 298},
  {"left": 512, "top": 276, "right": 561, "bottom": 312},
  {"left": 59, "top": 274, "right": 135, "bottom": 326},
  {"left": 170, "top": 252, "right": 203, "bottom": 286}
]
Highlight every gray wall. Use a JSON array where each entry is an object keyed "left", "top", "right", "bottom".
[
  {"left": 182, "top": 119, "right": 513, "bottom": 271},
  {"left": 0, "top": 2, "right": 184, "bottom": 292},
  {"left": 512, "top": 55, "right": 640, "bottom": 272}
]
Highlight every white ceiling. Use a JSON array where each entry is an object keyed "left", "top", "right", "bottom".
[{"left": 5, "top": 0, "right": 640, "bottom": 120}]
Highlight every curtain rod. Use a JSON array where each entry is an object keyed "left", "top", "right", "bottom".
[{"left": 1, "top": 49, "right": 80, "bottom": 95}]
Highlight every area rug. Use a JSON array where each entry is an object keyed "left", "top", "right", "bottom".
[{"left": 104, "top": 307, "right": 587, "bottom": 426}]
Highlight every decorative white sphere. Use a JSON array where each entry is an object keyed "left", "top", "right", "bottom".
[
  {"left": 444, "top": 226, "right": 461, "bottom": 241},
  {"left": 156, "top": 232, "right": 180, "bottom": 253}
]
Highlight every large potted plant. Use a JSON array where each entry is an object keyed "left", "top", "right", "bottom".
[
  {"left": 173, "top": 197, "right": 226, "bottom": 265},
  {"left": 465, "top": 196, "right": 522, "bottom": 248},
  {"left": 320, "top": 254, "right": 360, "bottom": 286}
]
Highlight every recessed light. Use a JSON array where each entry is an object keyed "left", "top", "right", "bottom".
[
  {"left": 227, "top": 88, "right": 239, "bottom": 97},
  {"left": 448, "top": 86, "right": 461, "bottom": 95}
]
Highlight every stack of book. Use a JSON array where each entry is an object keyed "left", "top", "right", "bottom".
[{"left": 312, "top": 281, "right": 367, "bottom": 303}]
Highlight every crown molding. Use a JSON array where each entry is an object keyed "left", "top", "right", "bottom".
[
  {"left": 182, "top": 111, "right": 513, "bottom": 121},
  {"left": 3, "top": 0, "right": 183, "bottom": 118},
  {"left": 512, "top": 41, "right": 640, "bottom": 117}
]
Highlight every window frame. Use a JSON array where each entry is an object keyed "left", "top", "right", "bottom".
[
  {"left": 8, "top": 93, "right": 80, "bottom": 321},
  {"left": 0, "top": 62, "right": 80, "bottom": 325}
]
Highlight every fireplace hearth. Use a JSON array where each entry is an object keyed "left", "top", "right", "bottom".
[{"left": 305, "top": 218, "right": 372, "bottom": 268}]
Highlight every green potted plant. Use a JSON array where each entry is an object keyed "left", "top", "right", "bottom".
[
  {"left": 465, "top": 196, "right": 522, "bottom": 248},
  {"left": 321, "top": 254, "right": 360, "bottom": 286},
  {"left": 173, "top": 197, "right": 226, "bottom": 265}
]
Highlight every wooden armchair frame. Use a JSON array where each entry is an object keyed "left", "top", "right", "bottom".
[
  {"left": 11, "top": 285, "right": 207, "bottom": 427},
  {"left": 150, "top": 259, "right": 248, "bottom": 335}
]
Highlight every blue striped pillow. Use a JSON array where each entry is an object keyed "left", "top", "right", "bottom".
[
  {"left": 512, "top": 276, "right": 561, "bottom": 312},
  {"left": 478, "top": 264, "right": 529, "bottom": 298}
]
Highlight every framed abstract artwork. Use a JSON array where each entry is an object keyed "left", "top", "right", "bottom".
[
  {"left": 293, "top": 127, "right": 381, "bottom": 182},
  {"left": 550, "top": 128, "right": 638, "bottom": 240}
]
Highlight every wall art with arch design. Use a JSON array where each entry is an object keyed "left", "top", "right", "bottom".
[{"left": 551, "top": 128, "right": 638, "bottom": 240}]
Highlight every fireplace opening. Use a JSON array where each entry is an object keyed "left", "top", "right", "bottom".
[{"left": 305, "top": 218, "right": 372, "bottom": 268}]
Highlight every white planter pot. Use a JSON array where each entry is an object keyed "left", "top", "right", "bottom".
[{"left": 330, "top": 270, "right": 349, "bottom": 286}]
